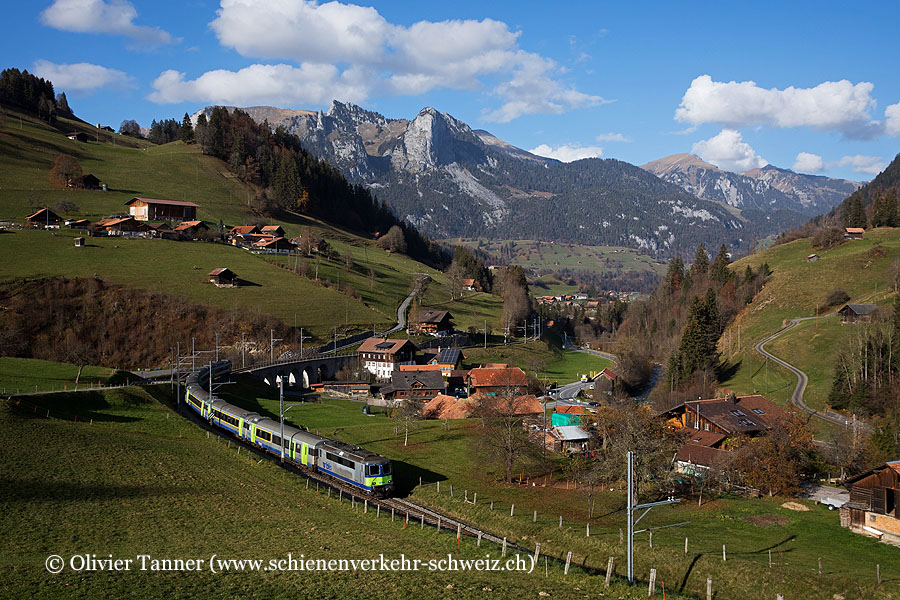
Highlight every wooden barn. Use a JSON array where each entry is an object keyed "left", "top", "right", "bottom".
[
  {"left": 415, "top": 310, "right": 454, "bottom": 335},
  {"left": 126, "top": 197, "right": 199, "bottom": 221},
  {"left": 26, "top": 208, "right": 61, "bottom": 229},
  {"left": 841, "top": 460, "right": 900, "bottom": 544},
  {"left": 838, "top": 304, "right": 879, "bottom": 323},
  {"left": 208, "top": 268, "right": 238, "bottom": 287}
]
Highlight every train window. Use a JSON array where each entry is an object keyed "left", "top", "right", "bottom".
[
  {"left": 273, "top": 435, "right": 281, "bottom": 446},
  {"left": 366, "top": 464, "right": 378, "bottom": 476},
  {"left": 257, "top": 429, "right": 271, "bottom": 441},
  {"left": 381, "top": 463, "right": 391, "bottom": 475}
]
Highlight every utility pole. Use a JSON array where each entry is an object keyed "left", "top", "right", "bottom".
[
  {"left": 484, "top": 319, "right": 487, "bottom": 349},
  {"left": 192, "top": 337, "right": 196, "bottom": 372},
  {"left": 333, "top": 327, "right": 337, "bottom": 355},
  {"left": 241, "top": 333, "right": 245, "bottom": 369},
  {"left": 626, "top": 451, "right": 680, "bottom": 584},
  {"left": 270, "top": 329, "right": 283, "bottom": 362}
]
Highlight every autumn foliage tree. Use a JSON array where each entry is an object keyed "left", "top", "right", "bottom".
[{"left": 49, "top": 153, "right": 82, "bottom": 188}]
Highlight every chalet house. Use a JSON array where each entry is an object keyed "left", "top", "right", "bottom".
[
  {"left": 674, "top": 443, "right": 727, "bottom": 476},
  {"left": 591, "top": 368, "right": 619, "bottom": 393},
  {"left": 461, "top": 278, "right": 477, "bottom": 291},
  {"left": 174, "top": 220, "right": 209, "bottom": 239},
  {"left": 415, "top": 310, "right": 454, "bottom": 335},
  {"left": 144, "top": 222, "right": 178, "bottom": 239},
  {"left": 841, "top": 460, "right": 900, "bottom": 544},
  {"left": 209, "top": 268, "right": 238, "bottom": 287},
  {"left": 93, "top": 216, "right": 146, "bottom": 236},
  {"left": 426, "top": 348, "right": 462, "bottom": 375},
  {"left": 660, "top": 394, "right": 785, "bottom": 437},
  {"left": 260, "top": 225, "right": 285, "bottom": 237},
  {"left": 358, "top": 338, "right": 418, "bottom": 380},
  {"left": 26, "top": 208, "right": 61, "bottom": 229},
  {"left": 253, "top": 237, "right": 294, "bottom": 253},
  {"left": 467, "top": 367, "right": 528, "bottom": 397},
  {"left": 229, "top": 225, "right": 260, "bottom": 238},
  {"left": 65, "top": 219, "right": 91, "bottom": 229},
  {"left": 81, "top": 174, "right": 101, "bottom": 189},
  {"left": 381, "top": 370, "right": 446, "bottom": 401},
  {"left": 66, "top": 131, "right": 88, "bottom": 142},
  {"left": 126, "top": 197, "right": 199, "bottom": 222},
  {"left": 838, "top": 304, "right": 879, "bottom": 323},
  {"left": 844, "top": 227, "right": 865, "bottom": 240}
]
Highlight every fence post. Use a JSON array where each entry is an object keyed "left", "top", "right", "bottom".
[
  {"left": 502, "top": 537, "right": 507, "bottom": 557},
  {"left": 490, "top": 500, "right": 494, "bottom": 511},
  {"left": 473, "top": 492, "right": 477, "bottom": 505},
  {"left": 877, "top": 564, "right": 881, "bottom": 585},
  {"left": 649, "top": 531, "right": 652, "bottom": 548},
  {"left": 437, "top": 480, "right": 440, "bottom": 493},
  {"left": 450, "top": 484, "right": 454, "bottom": 496},
  {"left": 685, "top": 537, "right": 688, "bottom": 554},
  {"left": 649, "top": 568, "right": 656, "bottom": 596},
  {"left": 722, "top": 544, "right": 726, "bottom": 561},
  {"left": 620, "top": 528, "right": 624, "bottom": 544},
  {"left": 535, "top": 543, "right": 541, "bottom": 562},
  {"left": 477, "top": 532, "right": 482, "bottom": 547},
  {"left": 510, "top": 504, "right": 515, "bottom": 517},
  {"left": 586, "top": 523, "right": 590, "bottom": 537},
  {"left": 564, "top": 551, "right": 572, "bottom": 575},
  {"left": 533, "top": 510, "right": 537, "bottom": 523},
  {"left": 706, "top": 578, "right": 712, "bottom": 600},
  {"left": 605, "top": 556, "right": 614, "bottom": 588},
  {"left": 818, "top": 557, "right": 822, "bottom": 575},
  {"left": 768, "top": 550, "right": 772, "bottom": 567},
  {"left": 559, "top": 515, "right": 563, "bottom": 528},
  {"left": 421, "top": 514, "right": 424, "bottom": 529},
  {"left": 436, "top": 517, "right": 441, "bottom": 532}
]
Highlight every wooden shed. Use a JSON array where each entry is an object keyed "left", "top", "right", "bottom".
[
  {"left": 126, "top": 197, "right": 199, "bottom": 221},
  {"left": 26, "top": 207, "right": 61, "bottom": 229},
  {"left": 209, "top": 268, "right": 238, "bottom": 287},
  {"left": 842, "top": 460, "right": 900, "bottom": 543}
]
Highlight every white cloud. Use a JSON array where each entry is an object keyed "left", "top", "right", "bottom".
[
  {"left": 792, "top": 152, "right": 825, "bottom": 173},
  {"left": 595, "top": 132, "right": 631, "bottom": 143},
  {"left": 886, "top": 101, "right": 900, "bottom": 137},
  {"left": 148, "top": 64, "right": 370, "bottom": 106},
  {"left": 676, "top": 75, "right": 882, "bottom": 138},
  {"left": 835, "top": 155, "right": 885, "bottom": 176},
  {"left": 791, "top": 151, "right": 885, "bottom": 176},
  {"left": 691, "top": 129, "right": 767, "bottom": 173},
  {"left": 40, "top": 0, "right": 177, "bottom": 46},
  {"left": 148, "top": 0, "right": 603, "bottom": 118},
  {"left": 32, "top": 59, "right": 132, "bottom": 94},
  {"left": 529, "top": 144, "right": 603, "bottom": 162}
]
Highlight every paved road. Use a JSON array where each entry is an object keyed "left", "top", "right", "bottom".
[
  {"left": 754, "top": 314, "right": 859, "bottom": 429},
  {"left": 384, "top": 274, "right": 429, "bottom": 335}
]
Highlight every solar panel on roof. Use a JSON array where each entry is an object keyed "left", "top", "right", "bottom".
[{"left": 375, "top": 341, "right": 394, "bottom": 349}]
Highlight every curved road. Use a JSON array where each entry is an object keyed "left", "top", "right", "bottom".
[{"left": 754, "top": 315, "right": 857, "bottom": 428}]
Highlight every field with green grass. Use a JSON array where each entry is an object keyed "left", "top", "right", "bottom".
[
  {"left": 2, "top": 385, "right": 685, "bottom": 600},
  {"left": 719, "top": 230, "right": 900, "bottom": 417},
  {"left": 461, "top": 342, "right": 613, "bottom": 384},
  {"left": 0, "top": 357, "right": 125, "bottom": 395},
  {"left": 213, "top": 384, "right": 899, "bottom": 600}
]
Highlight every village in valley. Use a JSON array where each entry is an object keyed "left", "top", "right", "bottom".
[{"left": 3, "top": 4, "right": 900, "bottom": 597}]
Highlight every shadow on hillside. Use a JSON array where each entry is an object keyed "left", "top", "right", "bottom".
[
  {"left": 1, "top": 128, "right": 91, "bottom": 161},
  {"left": 717, "top": 359, "right": 741, "bottom": 382},
  {"left": 236, "top": 278, "right": 261, "bottom": 287},
  {"left": 678, "top": 534, "right": 797, "bottom": 593},
  {"left": 391, "top": 461, "right": 446, "bottom": 497},
  {"left": 0, "top": 478, "right": 180, "bottom": 502}
]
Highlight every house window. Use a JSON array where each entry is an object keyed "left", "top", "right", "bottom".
[
  {"left": 752, "top": 408, "right": 765, "bottom": 415},
  {"left": 703, "top": 423, "right": 709, "bottom": 431}
]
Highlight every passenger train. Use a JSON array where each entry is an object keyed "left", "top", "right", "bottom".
[{"left": 184, "top": 360, "right": 394, "bottom": 497}]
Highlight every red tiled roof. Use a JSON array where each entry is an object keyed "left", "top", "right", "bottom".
[
  {"left": 358, "top": 337, "right": 417, "bottom": 355},
  {"left": 126, "top": 197, "right": 199, "bottom": 208},
  {"left": 230, "top": 225, "right": 259, "bottom": 235},
  {"left": 174, "top": 220, "right": 205, "bottom": 231},
  {"left": 468, "top": 367, "right": 528, "bottom": 388},
  {"left": 555, "top": 405, "right": 588, "bottom": 415},
  {"left": 845, "top": 227, "right": 865, "bottom": 234}
]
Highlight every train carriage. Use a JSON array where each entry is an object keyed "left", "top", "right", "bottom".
[{"left": 183, "top": 360, "right": 393, "bottom": 496}]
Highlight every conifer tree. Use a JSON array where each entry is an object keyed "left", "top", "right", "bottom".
[
  {"left": 710, "top": 244, "right": 732, "bottom": 284},
  {"left": 691, "top": 242, "right": 709, "bottom": 278},
  {"left": 180, "top": 112, "right": 194, "bottom": 143},
  {"left": 664, "top": 255, "right": 684, "bottom": 294}
]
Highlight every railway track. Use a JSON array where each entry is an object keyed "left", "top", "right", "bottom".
[{"left": 177, "top": 399, "right": 539, "bottom": 558}]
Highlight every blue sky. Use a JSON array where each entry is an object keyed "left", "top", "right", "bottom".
[{"left": 4, "top": 1, "right": 900, "bottom": 181}]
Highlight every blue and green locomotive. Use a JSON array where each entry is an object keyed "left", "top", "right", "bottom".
[{"left": 184, "top": 361, "right": 394, "bottom": 497}]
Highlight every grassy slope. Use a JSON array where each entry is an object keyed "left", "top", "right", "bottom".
[
  {"left": 461, "top": 341, "right": 612, "bottom": 384},
  {"left": 0, "top": 110, "right": 505, "bottom": 338},
  {"left": 214, "top": 386, "right": 899, "bottom": 600},
  {"left": 719, "top": 229, "right": 900, "bottom": 415},
  {"left": 0, "top": 357, "right": 119, "bottom": 394},
  {"left": 2, "top": 387, "right": 680, "bottom": 600}
]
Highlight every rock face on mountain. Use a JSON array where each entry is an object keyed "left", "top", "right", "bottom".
[
  {"left": 194, "top": 103, "right": 793, "bottom": 254},
  {"left": 641, "top": 153, "right": 861, "bottom": 217}
]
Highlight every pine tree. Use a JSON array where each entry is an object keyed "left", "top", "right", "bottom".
[
  {"left": 710, "top": 244, "right": 732, "bottom": 284},
  {"left": 843, "top": 196, "right": 867, "bottom": 229},
  {"left": 691, "top": 242, "right": 709, "bottom": 278},
  {"left": 180, "top": 112, "right": 194, "bottom": 143},
  {"left": 664, "top": 255, "right": 684, "bottom": 294}
]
